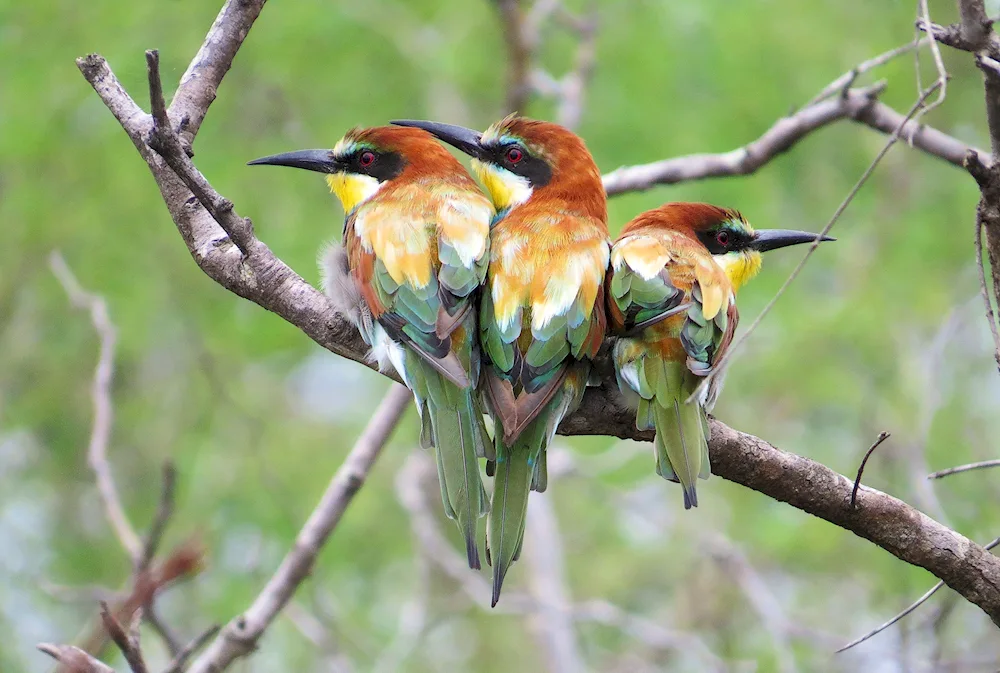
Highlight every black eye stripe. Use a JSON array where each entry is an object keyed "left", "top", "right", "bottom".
[
  {"left": 698, "top": 226, "right": 752, "bottom": 255},
  {"left": 346, "top": 149, "right": 405, "bottom": 182},
  {"left": 487, "top": 142, "right": 552, "bottom": 188}
]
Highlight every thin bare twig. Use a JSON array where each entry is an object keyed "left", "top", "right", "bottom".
[
  {"left": 915, "top": 0, "right": 948, "bottom": 120},
  {"left": 99, "top": 601, "right": 148, "bottom": 673},
  {"left": 146, "top": 50, "right": 254, "bottom": 255},
  {"left": 837, "top": 534, "right": 1000, "bottom": 652},
  {"left": 976, "top": 192, "right": 1000, "bottom": 370},
  {"left": 49, "top": 251, "right": 142, "bottom": 560},
  {"left": 138, "top": 461, "right": 177, "bottom": 572},
  {"left": 928, "top": 459, "right": 1000, "bottom": 479},
  {"left": 186, "top": 384, "right": 411, "bottom": 673},
  {"left": 552, "top": 5, "right": 597, "bottom": 130},
  {"left": 690, "top": 82, "right": 944, "bottom": 403},
  {"left": 804, "top": 37, "right": 927, "bottom": 108},
  {"left": 163, "top": 624, "right": 222, "bottom": 673},
  {"left": 851, "top": 432, "right": 892, "bottom": 509}
]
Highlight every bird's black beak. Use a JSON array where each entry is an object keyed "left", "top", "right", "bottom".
[
  {"left": 391, "top": 119, "right": 487, "bottom": 160},
  {"left": 752, "top": 229, "right": 836, "bottom": 252},
  {"left": 247, "top": 149, "right": 342, "bottom": 174}
]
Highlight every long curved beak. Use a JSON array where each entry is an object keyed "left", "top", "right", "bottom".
[
  {"left": 752, "top": 229, "right": 835, "bottom": 252},
  {"left": 391, "top": 119, "right": 487, "bottom": 160},
  {"left": 247, "top": 149, "right": 342, "bottom": 174}
]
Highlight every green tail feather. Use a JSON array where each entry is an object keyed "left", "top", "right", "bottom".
[
  {"left": 486, "top": 420, "right": 545, "bottom": 607},
  {"left": 486, "top": 362, "right": 589, "bottom": 606},
  {"left": 411, "top": 352, "right": 491, "bottom": 570},
  {"left": 647, "top": 361, "right": 710, "bottom": 510},
  {"left": 427, "top": 390, "right": 490, "bottom": 569}
]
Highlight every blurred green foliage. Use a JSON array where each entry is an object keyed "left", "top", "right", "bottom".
[{"left": 2, "top": 0, "right": 1000, "bottom": 670}]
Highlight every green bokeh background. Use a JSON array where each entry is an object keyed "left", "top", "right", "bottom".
[{"left": 3, "top": 0, "right": 999, "bottom": 670}]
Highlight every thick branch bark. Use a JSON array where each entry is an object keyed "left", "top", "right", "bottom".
[{"left": 170, "top": 0, "right": 268, "bottom": 147}]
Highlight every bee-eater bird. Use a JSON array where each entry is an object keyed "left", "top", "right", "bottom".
[
  {"left": 248, "top": 126, "right": 495, "bottom": 569},
  {"left": 393, "top": 115, "right": 609, "bottom": 605},
  {"left": 607, "top": 203, "right": 833, "bottom": 509}
]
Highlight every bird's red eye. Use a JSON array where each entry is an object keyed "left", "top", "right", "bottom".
[
  {"left": 716, "top": 231, "right": 730, "bottom": 247},
  {"left": 359, "top": 151, "right": 376, "bottom": 168},
  {"left": 506, "top": 147, "right": 523, "bottom": 164}
]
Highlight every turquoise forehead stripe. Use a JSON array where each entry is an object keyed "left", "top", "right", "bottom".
[{"left": 726, "top": 217, "right": 754, "bottom": 235}]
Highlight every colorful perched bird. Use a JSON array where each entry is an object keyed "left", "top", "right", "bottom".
[
  {"left": 607, "top": 203, "right": 832, "bottom": 509},
  {"left": 248, "top": 126, "right": 495, "bottom": 569},
  {"left": 394, "top": 115, "right": 609, "bottom": 605}
]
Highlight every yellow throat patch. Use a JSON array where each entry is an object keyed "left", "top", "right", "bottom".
[
  {"left": 471, "top": 159, "right": 532, "bottom": 211},
  {"left": 326, "top": 173, "right": 382, "bottom": 213},
  {"left": 715, "top": 250, "right": 763, "bottom": 292}
]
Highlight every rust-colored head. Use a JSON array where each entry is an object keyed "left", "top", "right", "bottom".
[
  {"left": 248, "top": 125, "right": 477, "bottom": 212},
  {"left": 392, "top": 115, "right": 606, "bottom": 221}
]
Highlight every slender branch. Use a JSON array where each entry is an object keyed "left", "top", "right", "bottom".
[
  {"left": 138, "top": 461, "right": 177, "bottom": 572},
  {"left": 49, "top": 252, "right": 142, "bottom": 560},
  {"left": 147, "top": 50, "right": 254, "bottom": 255},
  {"left": 917, "top": 19, "right": 978, "bottom": 51},
  {"left": 915, "top": 0, "right": 948, "bottom": 119},
  {"left": 186, "top": 385, "right": 411, "bottom": 673},
  {"left": 163, "top": 624, "right": 222, "bottom": 673},
  {"left": 974, "top": 212, "right": 1000, "bottom": 370},
  {"left": 552, "top": 6, "right": 597, "bottom": 130},
  {"left": 928, "top": 459, "right": 1000, "bottom": 479},
  {"left": 495, "top": 0, "right": 532, "bottom": 113}
]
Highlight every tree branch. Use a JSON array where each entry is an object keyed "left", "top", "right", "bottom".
[
  {"left": 185, "top": 384, "right": 411, "bottom": 673},
  {"left": 928, "top": 458, "right": 1000, "bottom": 479},
  {"left": 37, "top": 645, "right": 116, "bottom": 673},
  {"left": 169, "top": 0, "right": 268, "bottom": 148}
]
